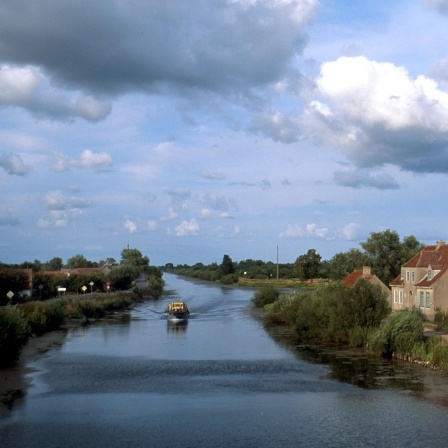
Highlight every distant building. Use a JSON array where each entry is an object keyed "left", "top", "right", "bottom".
[
  {"left": 341, "top": 266, "right": 392, "bottom": 306},
  {"left": 390, "top": 241, "right": 448, "bottom": 320}
]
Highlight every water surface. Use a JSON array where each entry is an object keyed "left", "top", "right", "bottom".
[{"left": 1, "top": 274, "right": 448, "bottom": 447}]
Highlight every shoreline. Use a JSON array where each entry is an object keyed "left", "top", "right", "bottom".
[{"left": 0, "top": 328, "right": 68, "bottom": 417}]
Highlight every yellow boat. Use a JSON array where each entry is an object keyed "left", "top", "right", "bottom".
[{"left": 166, "top": 302, "right": 190, "bottom": 320}]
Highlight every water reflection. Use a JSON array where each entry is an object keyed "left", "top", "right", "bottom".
[
  {"left": 167, "top": 319, "right": 188, "bottom": 334},
  {"left": 264, "top": 324, "right": 446, "bottom": 402}
]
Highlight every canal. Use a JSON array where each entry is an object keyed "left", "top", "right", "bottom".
[{"left": 2, "top": 273, "right": 448, "bottom": 447}]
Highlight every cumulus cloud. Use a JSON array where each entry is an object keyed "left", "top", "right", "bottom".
[
  {"left": 124, "top": 219, "right": 137, "bottom": 234},
  {"left": 38, "top": 190, "right": 91, "bottom": 228},
  {"left": 0, "top": 153, "right": 29, "bottom": 175},
  {"left": 50, "top": 149, "right": 113, "bottom": 172},
  {"left": 337, "top": 223, "right": 361, "bottom": 241},
  {"left": 280, "top": 223, "right": 331, "bottom": 240},
  {"left": 0, "top": 1, "right": 316, "bottom": 96},
  {"left": 37, "top": 209, "right": 84, "bottom": 229},
  {"left": 0, "top": 64, "right": 112, "bottom": 121},
  {"left": 308, "top": 56, "right": 448, "bottom": 176},
  {"left": 175, "top": 219, "right": 200, "bottom": 236},
  {"left": 77, "top": 149, "right": 113, "bottom": 170}
]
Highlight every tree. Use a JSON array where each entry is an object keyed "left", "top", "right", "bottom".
[
  {"left": 220, "top": 254, "right": 235, "bottom": 276},
  {"left": 120, "top": 248, "right": 150, "bottom": 271},
  {"left": 66, "top": 254, "right": 91, "bottom": 269},
  {"left": 328, "top": 249, "right": 369, "bottom": 280},
  {"left": 295, "top": 249, "right": 321, "bottom": 281},
  {"left": 361, "top": 230, "right": 422, "bottom": 285},
  {"left": 46, "top": 257, "right": 63, "bottom": 271}
]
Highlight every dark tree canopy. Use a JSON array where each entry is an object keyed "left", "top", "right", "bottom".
[
  {"left": 220, "top": 254, "right": 235, "bottom": 276},
  {"left": 295, "top": 249, "right": 321, "bottom": 281}
]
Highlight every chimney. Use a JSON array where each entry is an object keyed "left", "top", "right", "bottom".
[
  {"left": 363, "top": 266, "right": 371, "bottom": 276},
  {"left": 436, "top": 240, "right": 446, "bottom": 250}
]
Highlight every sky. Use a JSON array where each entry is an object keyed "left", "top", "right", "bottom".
[{"left": 1, "top": 0, "right": 448, "bottom": 267}]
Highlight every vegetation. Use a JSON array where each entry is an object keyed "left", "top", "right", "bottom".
[
  {"left": 0, "top": 246, "right": 164, "bottom": 365},
  {"left": 0, "top": 306, "right": 30, "bottom": 366},
  {"left": 262, "top": 279, "right": 390, "bottom": 345},
  {"left": 252, "top": 285, "right": 280, "bottom": 308},
  {"left": 162, "top": 230, "right": 423, "bottom": 287}
]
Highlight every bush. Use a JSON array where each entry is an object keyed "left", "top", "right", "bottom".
[
  {"left": 264, "top": 292, "right": 306, "bottom": 326},
  {"left": 434, "top": 308, "right": 448, "bottom": 332},
  {"left": 0, "top": 306, "right": 31, "bottom": 365},
  {"left": 369, "top": 310, "right": 424, "bottom": 358},
  {"left": 220, "top": 274, "right": 238, "bottom": 285},
  {"left": 252, "top": 285, "right": 280, "bottom": 308},
  {"left": 20, "top": 300, "right": 67, "bottom": 335}
]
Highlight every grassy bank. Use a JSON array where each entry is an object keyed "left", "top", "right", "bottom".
[{"left": 0, "top": 291, "right": 141, "bottom": 366}]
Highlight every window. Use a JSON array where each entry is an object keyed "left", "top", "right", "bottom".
[
  {"left": 401, "top": 269, "right": 404, "bottom": 280},
  {"left": 428, "top": 268, "right": 432, "bottom": 280},
  {"left": 394, "top": 290, "right": 398, "bottom": 303},
  {"left": 426, "top": 292, "right": 431, "bottom": 308},
  {"left": 399, "top": 290, "right": 403, "bottom": 304},
  {"left": 406, "top": 271, "right": 410, "bottom": 281},
  {"left": 420, "top": 291, "right": 424, "bottom": 307},
  {"left": 411, "top": 271, "right": 415, "bottom": 282}
]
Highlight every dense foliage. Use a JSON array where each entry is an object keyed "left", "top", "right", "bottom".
[
  {"left": 262, "top": 279, "right": 390, "bottom": 345},
  {"left": 252, "top": 285, "right": 280, "bottom": 308}
]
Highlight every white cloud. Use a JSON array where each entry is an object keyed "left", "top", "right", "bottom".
[
  {"left": 0, "top": 64, "right": 112, "bottom": 121},
  {"left": 280, "top": 223, "right": 331, "bottom": 240},
  {"left": 124, "top": 219, "right": 137, "bottom": 234},
  {"left": 37, "top": 209, "right": 84, "bottom": 229},
  {"left": 308, "top": 56, "right": 448, "bottom": 175},
  {"left": 337, "top": 223, "right": 360, "bottom": 241},
  {"left": 77, "top": 149, "right": 113, "bottom": 170},
  {"left": 200, "top": 208, "right": 212, "bottom": 219},
  {"left": 175, "top": 219, "right": 200, "bottom": 236}
]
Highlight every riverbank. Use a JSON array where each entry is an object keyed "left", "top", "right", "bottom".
[{"left": 0, "top": 328, "right": 68, "bottom": 417}]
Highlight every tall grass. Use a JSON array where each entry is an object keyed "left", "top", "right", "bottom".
[{"left": 0, "top": 306, "right": 30, "bottom": 366}]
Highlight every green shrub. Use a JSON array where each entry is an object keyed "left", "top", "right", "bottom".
[
  {"left": 0, "top": 306, "right": 31, "bottom": 365},
  {"left": 252, "top": 285, "right": 280, "bottom": 308},
  {"left": 20, "top": 300, "right": 67, "bottom": 335},
  {"left": 264, "top": 292, "right": 305, "bottom": 326},
  {"left": 220, "top": 274, "right": 238, "bottom": 285},
  {"left": 434, "top": 308, "right": 448, "bottom": 332},
  {"left": 369, "top": 310, "right": 424, "bottom": 358}
]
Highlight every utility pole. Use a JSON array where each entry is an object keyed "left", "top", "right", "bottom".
[{"left": 276, "top": 245, "right": 279, "bottom": 280}]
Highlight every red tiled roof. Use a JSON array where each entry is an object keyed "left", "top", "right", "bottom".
[
  {"left": 341, "top": 270, "right": 373, "bottom": 287},
  {"left": 391, "top": 243, "right": 448, "bottom": 287}
]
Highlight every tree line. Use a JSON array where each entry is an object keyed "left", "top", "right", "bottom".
[
  {"left": 163, "top": 230, "right": 424, "bottom": 286},
  {"left": 0, "top": 247, "right": 164, "bottom": 304}
]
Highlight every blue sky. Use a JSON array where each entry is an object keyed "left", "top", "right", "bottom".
[{"left": 1, "top": 0, "right": 448, "bottom": 266}]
